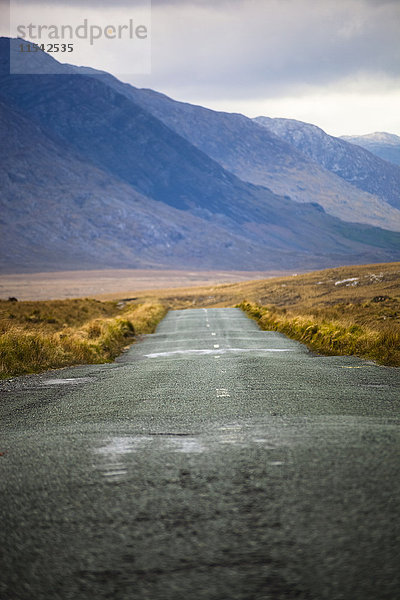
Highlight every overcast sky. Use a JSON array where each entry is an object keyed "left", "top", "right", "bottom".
[{"left": 2, "top": 0, "right": 400, "bottom": 135}]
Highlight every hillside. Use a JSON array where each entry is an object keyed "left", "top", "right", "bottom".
[
  {"left": 254, "top": 117, "right": 400, "bottom": 212},
  {"left": 81, "top": 68, "right": 400, "bottom": 231},
  {"left": 130, "top": 262, "right": 400, "bottom": 311},
  {"left": 341, "top": 132, "right": 400, "bottom": 167},
  {"left": 2, "top": 100, "right": 278, "bottom": 273}
]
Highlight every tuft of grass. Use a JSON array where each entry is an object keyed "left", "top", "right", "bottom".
[
  {"left": 0, "top": 301, "right": 166, "bottom": 379},
  {"left": 238, "top": 300, "right": 400, "bottom": 366}
]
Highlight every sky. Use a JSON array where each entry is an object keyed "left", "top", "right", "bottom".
[{"left": 1, "top": 0, "right": 400, "bottom": 136}]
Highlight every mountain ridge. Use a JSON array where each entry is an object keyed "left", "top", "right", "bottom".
[
  {"left": 1, "top": 37, "right": 400, "bottom": 273},
  {"left": 341, "top": 132, "right": 400, "bottom": 167},
  {"left": 3, "top": 37, "right": 400, "bottom": 231},
  {"left": 74, "top": 64, "right": 400, "bottom": 232},
  {"left": 254, "top": 116, "right": 400, "bottom": 213}
]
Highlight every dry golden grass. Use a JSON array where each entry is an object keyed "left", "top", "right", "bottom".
[
  {"left": 239, "top": 301, "right": 400, "bottom": 366},
  {"left": 132, "top": 262, "right": 399, "bottom": 311},
  {"left": 0, "top": 298, "right": 120, "bottom": 333},
  {"left": 0, "top": 299, "right": 166, "bottom": 379}
]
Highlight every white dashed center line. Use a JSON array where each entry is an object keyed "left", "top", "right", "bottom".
[
  {"left": 211, "top": 332, "right": 216, "bottom": 336},
  {"left": 216, "top": 389, "right": 230, "bottom": 397},
  {"left": 213, "top": 344, "right": 220, "bottom": 349}
]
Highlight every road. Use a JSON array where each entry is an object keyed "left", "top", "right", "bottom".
[{"left": 1, "top": 307, "right": 399, "bottom": 600}]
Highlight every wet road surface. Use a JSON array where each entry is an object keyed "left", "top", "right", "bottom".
[{"left": 1, "top": 308, "right": 400, "bottom": 599}]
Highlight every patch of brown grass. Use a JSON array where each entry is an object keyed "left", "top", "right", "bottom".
[
  {"left": 134, "top": 262, "right": 400, "bottom": 312},
  {"left": 0, "top": 300, "right": 166, "bottom": 379},
  {"left": 238, "top": 300, "right": 400, "bottom": 366}
]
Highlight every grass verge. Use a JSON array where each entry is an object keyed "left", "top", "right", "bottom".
[
  {"left": 0, "top": 300, "right": 166, "bottom": 379},
  {"left": 238, "top": 300, "right": 400, "bottom": 366}
]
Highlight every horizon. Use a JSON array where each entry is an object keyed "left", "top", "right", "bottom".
[{"left": 1, "top": 0, "right": 399, "bottom": 137}]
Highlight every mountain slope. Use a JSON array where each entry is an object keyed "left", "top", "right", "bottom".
[
  {"left": 255, "top": 117, "right": 400, "bottom": 212},
  {"left": 341, "top": 132, "right": 400, "bottom": 167},
  {"left": 76, "top": 67, "right": 400, "bottom": 232},
  {"left": 1, "top": 37, "right": 400, "bottom": 273},
  {"left": 4, "top": 96, "right": 397, "bottom": 273},
  {"left": 2, "top": 99, "right": 280, "bottom": 272}
]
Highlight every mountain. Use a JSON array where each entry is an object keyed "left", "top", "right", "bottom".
[
  {"left": 74, "top": 67, "right": 400, "bottom": 232},
  {"left": 254, "top": 117, "right": 400, "bottom": 213},
  {"left": 2, "top": 99, "right": 276, "bottom": 273},
  {"left": 341, "top": 132, "right": 400, "bottom": 167},
  {"left": 1, "top": 37, "right": 400, "bottom": 273}
]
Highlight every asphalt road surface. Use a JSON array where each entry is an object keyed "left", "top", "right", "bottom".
[{"left": 1, "top": 308, "right": 400, "bottom": 600}]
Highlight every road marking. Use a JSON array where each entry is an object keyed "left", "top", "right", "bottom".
[
  {"left": 145, "top": 348, "right": 296, "bottom": 358},
  {"left": 102, "top": 465, "right": 128, "bottom": 479},
  {"left": 211, "top": 332, "right": 216, "bottom": 336},
  {"left": 206, "top": 324, "right": 210, "bottom": 328},
  {"left": 42, "top": 377, "right": 92, "bottom": 386},
  {"left": 213, "top": 344, "right": 220, "bottom": 349}
]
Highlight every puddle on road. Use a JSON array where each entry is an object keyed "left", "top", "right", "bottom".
[
  {"left": 170, "top": 438, "right": 205, "bottom": 453},
  {"left": 93, "top": 435, "right": 206, "bottom": 481},
  {"left": 93, "top": 425, "right": 287, "bottom": 481},
  {"left": 94, "top": 436, "right": 151, "bottom": 482},
  {"left": 101, "top": 462, "right": 128, "bottom": 481},
  {"left": 95, "top": 436, "right": 153, "bottom": 456},
  {"left": 217, "top": 423, "right": 246, "bottom": 446}
]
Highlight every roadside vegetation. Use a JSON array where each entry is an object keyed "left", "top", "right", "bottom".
[
  {"left": 0, "top": 299, "right": 166, "bottom": 379},
  {"left": 1, "top": 262, "right": 399, "bottom": 377},
  {"left": 238, "top": 299, "right": 399, "bottom": 366},
  {"left": 134, "top": 262, "right": 400, "bottom": 366}
]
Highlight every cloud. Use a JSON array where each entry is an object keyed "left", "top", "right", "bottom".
[
  {"left": 2, "top": 0, "right": 399, "bottom": 134},
  {"left": 140, "top": 0, "right": 400, "bottom": 100},
  {"left": 4, "top": 0, "right": 399, "bottom": 98}
]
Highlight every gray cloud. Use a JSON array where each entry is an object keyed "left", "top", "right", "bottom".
[
  {"left": 7, "top": 0, "right": 400, "bottom": 6},
  {"left": 135, "top": 0, "right": 400, "bottom": 101},
  {"left": 8, "top": 0, "right": 241, "bottom": 5},
  {"left": 4, "top": 0, "right": 400, "bottom": 102},
  {"left": 7, "top": 0, "right": 399, "bottom": 4}
]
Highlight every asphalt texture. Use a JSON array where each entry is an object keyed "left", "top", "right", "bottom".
[{"left": 1, "top": 307, "right": 400, "bottom": 600}]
